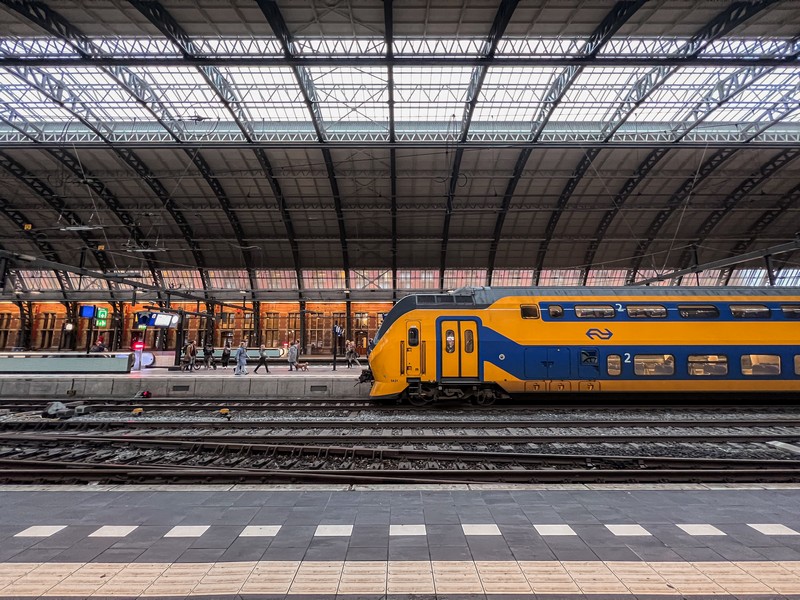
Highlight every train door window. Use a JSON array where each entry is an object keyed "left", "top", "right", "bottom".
[
  {"left": 731, "top": 304, "right": 770, "bottom": 319},
  {"left": 548, "top": 305, "right": 564, "bottom": 318},
  {"left": 464, "top": 329, "right": 474, "bottom": 353},
  {"left": 445, "top": 330, "right": 456, "bottom": 353},
  {"left": 688, "top": 354, "right": 728, "bottom": 376},
  {"left": 575, "top": 305, "right": 615, "bottom": 318},
  {"left": 607, "top": 355, "right": 622, "bottom": 376},
  {"left": 634, "top": 354, "right": 675, "bottom": 376},
  {"left": 741, "top": 354, "right": 781, "bottom": 376},
  {"left": 678, "top": 305, "right": 719, "bottom": 319},
  {"left": 408, "top": 326, "right": 419, "bottom": 347},
  {"left": 520, "top": 305, "right": 540, "bottom": 319},
  {"left": 795, "top": 356, "right": 800, "bottom": 375},
  {"left": 627, "top": 305, "right": 667, "bottom": 319},
  {"left": 581, "top": 349, "right": 598, "bottom": 365},
  {"left": 781, "top": 305, "right": 800, "bottom": 319}
]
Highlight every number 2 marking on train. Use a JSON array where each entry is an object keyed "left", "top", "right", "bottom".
[
  {"left": 623, "top": 353, "right": 631, "bottom": 363},
  {"left": 615, "top": 303, "right": 624, "bottom": 312}
]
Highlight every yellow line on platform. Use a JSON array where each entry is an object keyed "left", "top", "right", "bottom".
[{"left": 1, "top": 560, "right": 799, "bottom": 596}]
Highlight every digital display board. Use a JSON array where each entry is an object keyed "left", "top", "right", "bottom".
[
  {"left": 79, "top": 305, "right": 95, "bottom": 319},
  {"left": 153, "top": 313, "right": 173, "bottom": 327}
]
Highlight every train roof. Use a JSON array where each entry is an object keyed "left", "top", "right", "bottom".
[
  {"left": 459, "top": 286, "right": 800, "bottom": 305},
  {"left": 373, "top": 286, "right": 800, "bottom": 342}
]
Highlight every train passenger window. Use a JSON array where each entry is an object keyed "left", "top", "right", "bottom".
[
  {"left": 607, "top": 355, "right": 621, "bottom": 376},
  {"left": 464, "top": 330, "right": 474, "bottom": 353},
  {"left": 520, "top": 305, "right": 540, "bottom": 319},
  {"left": 634, "top": 354, "right": 675, "bottom": 376},
  {"left": 688, "top": 354, "right": 728, "bottom": 376},
  {"left": 445, "top": 330, "right": 455, "bottom": 353},
  {"left": 575, "top": 305, "right": 615, "bottom": 318},
  {"left": 741, "top": 354, "right": 780, "bottom": 376},
  {"left": 781, "top": 305, "right": 800, "bottom": 319},
  {"left": 795, "top": 356, "right": 800, "bottom": 375},
  {"left": 678, "top": 305, "right": 720, "bottom": 319},
  {"left": 408, "top": 327, "right": 419, "bottom": 347},
  {"left": 627, "top": 305, "right": 667, "bottom": 319},
  {"left": 548, "top": 305, "right": 564, "bottom": 318},
  {"left": 731, "top": 304, "right": 770, "bottom": 319}
]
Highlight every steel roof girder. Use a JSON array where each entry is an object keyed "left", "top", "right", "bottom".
[
  {"left": 534, "top": 147, "right": 601, "bottom": 284},
  {"left": 676, "top": 147, "right": 800, "bottom": 268},
  {"left": 581, "top": 146, "right": 671, "bottom": 280},
  {"left": 625, "top": 147, "right": 738, "bottom": 283},
  {"left": 0, "top": 151, "right": 110, "bottom": 271},
  {"left": 458, "top": 0, "right": 520, "bottom": 142},
  {"left": 601, "top": 0, "right": 779, "bottom": 141},
  {"left": 729, "top": 181, "right": 800, "bottom": 256}
]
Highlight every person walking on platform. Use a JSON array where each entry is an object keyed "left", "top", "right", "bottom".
[
  {"left": 287, "top": 340, "right": 298, "bottom": 371},
  {"left": 221, "top": 341, "right": 231, "bottom": 369},
  {"left": 254, "top": 344, "right": 270, "bottom": 374},
  {"left": 234, "top": 341, "right": 249, "bottom": 375}
]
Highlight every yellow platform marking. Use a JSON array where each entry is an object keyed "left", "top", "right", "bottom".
[{"left": 0, "top": 560, "right": 800, "bottom": 596}]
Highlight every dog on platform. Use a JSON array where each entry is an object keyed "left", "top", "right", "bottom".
[{"left": 295, "top": 361, "right": 309, "bottom": 371}]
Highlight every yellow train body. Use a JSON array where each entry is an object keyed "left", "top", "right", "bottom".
[{"left": 367, "top": 287, "right": 800, "bottom": 401}]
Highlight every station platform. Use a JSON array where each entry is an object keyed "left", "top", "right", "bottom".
[
  {"left": 0, "top": 366, "right": 367, "bottom": 399},
  {"left": 1, "top": 484, "right": 800, "bottom": 598}
]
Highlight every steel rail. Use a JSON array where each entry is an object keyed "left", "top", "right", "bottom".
[{"left": 4, "top": 417, "right": 800, "bottom": 430}]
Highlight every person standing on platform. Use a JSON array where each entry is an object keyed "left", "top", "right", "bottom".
[
  {"left": 254, "top": 344, "right": 270, "bottom": 374},
  {"left": 234, "top": 341, "right": 249, "bottom": 375},
  {"left": 221, "top": 341, "right": 231, "bottom": 369},
  {"left": 203, "top": 341, "right": 216, "bottom": 370},
  {"left": 287, "top": 340, "right": 298, "bottom": 371}
]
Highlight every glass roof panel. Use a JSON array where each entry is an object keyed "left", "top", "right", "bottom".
[
  {"left": 599, "top": 38, "right": 686, "bottom": 57},
  {"left": 547, "top": 67, "right": 645, "bottom": 125},
  {"left": 209, "top": 269, "right": 249, "bottom": 289},
  {"left": 472, "top": 67, "right": 557, "bottom": 122},
  {"left": 491, "top": 269, "right": 534, "bottom": 286},
  {"left": 728, "top": 268, "right": 770, "bottom": 286},
  {"left": 221, "top": 67, "right": 313, "bottom": 123},
  {"left": 255, "top": 269, "right": 299, "bottom": 290},
  {"left": 678, "top": 270, "right": 726, "bottom": 286},
  {"left": 128, "top": 66, "right": 233, "bottom": 122},
  {"left": 777, "top": 268, "right": 800, "bottom": 286},
  {"left": 585, "top": 269, "right": 628, "bottom": 286},
  {"left": 302, "top": 270, "right": 346, "bottom": 289},
  {"left": 162, "top": 270, "right": 203, "bottom": 290},
  {"left": 350, "top": 269, "right": 392, "bottom": 289},
  {"left": 308, "top": 67, "right": 388, "bottom": 124},
  {"left": 538, "top": 269, "right": 582, "bottom": 286},
  {"left": 17, "top": 270, "right": 62, "bottom": 291}
]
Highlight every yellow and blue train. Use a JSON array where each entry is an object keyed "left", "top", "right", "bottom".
[{"left": 364, "top": 287, "right": 800, "bottom": 404}]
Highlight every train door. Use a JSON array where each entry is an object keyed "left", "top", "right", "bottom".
[
  {"left": 524, "top": 346, "right": 571, "bottom": 379},
  {"left": 439, "top": 320, "right": 479, "bottom": 380},
  {"left": 404, "top": 321, "right": 421, "bottom": 377}
]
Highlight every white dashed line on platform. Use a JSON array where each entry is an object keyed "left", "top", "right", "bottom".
[
  {"left": 677, "top": 524, "right": 726, "bottom": 536},
  {"left": 89, "top": 526, "right": 138, "bottom": 538},
  {"left": 13, "top": 526, "right": 66, "bottom": 538},
  {"left": 605, "top": 524, "right": 651, "bottom": 536},
  {"left": 164, "top": 525, "right": 210, "bottom": 538},
  {"left": 534, "top": 524, "right": 577, "bottom": 536},
  {"left": 748, "top": 523, "right": 800, "bottom": 535},
  {"left": 390, "top": 524, "right": 427, "bottom": 536},
  {"left": 461, "top": 524, "right": 502, "bottom": 536},
  {"left": 240, "top": 525, "right": 282, "bottom": 537},
  {"left": 314, "top": 525, "right": 354, "bottom": 537}
]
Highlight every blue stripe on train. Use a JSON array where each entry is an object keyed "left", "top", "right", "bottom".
[
  {"left": 539, "top": 301, "right": 799, "bottom": 322},
  {"left": 475, "top": 325, "right": 799, "bottom": 381}
]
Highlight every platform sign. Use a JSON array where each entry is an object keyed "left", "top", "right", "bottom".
[
  {"left": 79, "top": 305, "right": 96, "bottom": 319},
  {"left": 94, "top": 307, "right": 108, "bottom": 328}
]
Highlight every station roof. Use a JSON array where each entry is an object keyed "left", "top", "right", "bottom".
[{"left": 0, "top": 0, "right": 799, "bottom": 299}]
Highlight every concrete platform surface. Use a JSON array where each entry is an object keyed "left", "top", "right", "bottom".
[
  {"left": 1, "top": 485, "right": 800, "bottom": 597},
  {"left": 0, "top": 366, "right": 366, "bottom": 399}
]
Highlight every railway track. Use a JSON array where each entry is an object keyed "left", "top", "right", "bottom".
[
  {"left": 1, "top": 432, "right": 799, "bottom": 484},
  {"left": 2, "top": 404, "right": 800, "bottom": 484}
]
